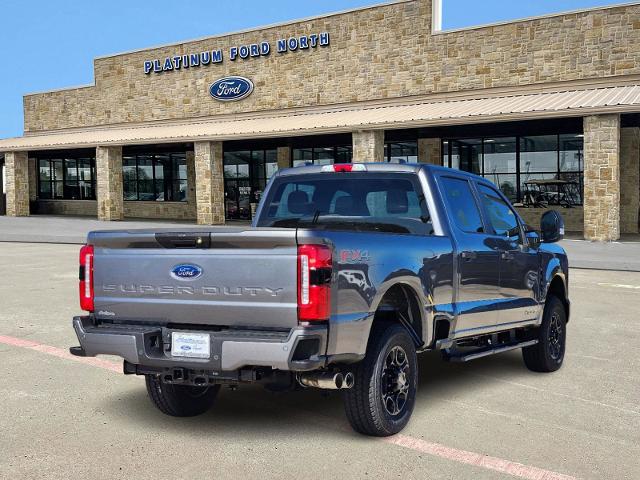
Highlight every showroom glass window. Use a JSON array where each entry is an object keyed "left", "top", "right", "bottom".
[
  {"left": 442, "top": 134, "right": 584, "bottom": 205},
  {"left": 384, "top": 141, "right": 418, "bottom": 163},
  {"left": 292, "top": 145, "right": 352, "bottom": 166},
  {"left": 123, "top": 152, "right": 187, "bottom": 202},
  {"left": 38, "top": 154, "right": 96, "bottom": 200},
  {"left": 223, "top": 149, "right": 278, "bottom": 220}
]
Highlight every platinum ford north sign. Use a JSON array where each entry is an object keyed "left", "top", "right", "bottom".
[{"left": 144, "top": 32, "right": 330, "bottom": 74}]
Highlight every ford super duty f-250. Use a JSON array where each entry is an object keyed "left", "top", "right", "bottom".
[{"left": 71, "top": 163, "right": 569, "bottom": 436}]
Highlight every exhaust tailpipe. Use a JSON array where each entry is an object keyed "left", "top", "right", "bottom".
[
  {"left": 343, "top": 372, "right": 355, "bottom": 389},
  {"left": 298, "top": 372, "right": 353, "bottom": 390}
]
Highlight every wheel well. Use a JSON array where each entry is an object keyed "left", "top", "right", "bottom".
[
  {"left": 371, "top": 284, "right": 423, "bottom": 346},
  {"left": 548, "top": 276, "right": 569, "bottom": 322}
]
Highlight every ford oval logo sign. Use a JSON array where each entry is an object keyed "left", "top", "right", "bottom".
[
  {"left": 171, "top": 264, "right": 203, "bottom": 281},
  {"left": 209, "top": 76, "right": 254, "bottom": 102}
]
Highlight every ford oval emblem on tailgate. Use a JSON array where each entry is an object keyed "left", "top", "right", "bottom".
[
  {"left": 209, "top": 76, "right": 254, "bottom": 102},
  {"left": 171, "top": 264, "right": 203, "bottom": 280}
]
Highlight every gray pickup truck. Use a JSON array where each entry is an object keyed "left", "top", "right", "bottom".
[{"left": 71, "top": 163, "right": 569, "bottom": 436}]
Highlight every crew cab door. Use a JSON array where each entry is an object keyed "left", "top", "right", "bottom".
[
  {"left": 475, "top": 183, "right": 541, "bottom": 327},
  {"left": 438, "top": 176, "right": 501, "bottom": 337}
]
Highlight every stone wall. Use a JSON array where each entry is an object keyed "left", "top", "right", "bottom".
[
  {"left": 418, "top": 138, "right": 442, "bottom": 164},
  {"left": 23, "top": 1, "right": 640, "bottom": 132},
  {"left": 583, "top": 114, "right": 621, "bottom": 241},
  {"left": 620, "top": 127, "right": 640, "bottom": 233},
  {"left": 96, "top": 146, "right": 124, "bottom": 221},
  {"left": 353, "top": 130, "right": 384, "bottom": 163},
  {"left": 5, "top": 152, "right": 29, "bottom": 217},
  {"left": 124, "top": 201, "right": 196, "bottom": 220},
  {"left": 194, "top": 141, "right": 225, "bottom": 225},
  {"left": 517, "top": 206, "right": 584, "bottom": 233},
  {"left": 36, "top": 200, "right": 97, "bottom": 216},
  {"left": 277, "top": 146, "right": 291, "bottom": 170}
]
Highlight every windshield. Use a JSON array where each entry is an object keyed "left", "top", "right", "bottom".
[{"left": 256, "top": 173, "right": 433, "bottom": 235}]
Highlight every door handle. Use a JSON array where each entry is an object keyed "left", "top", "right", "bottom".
[
  {"left": 501, "top": 252, "right": 515, "bottom": 261},
  {"left": 461, "top": 251, "right": 477, "bottom": 261}
]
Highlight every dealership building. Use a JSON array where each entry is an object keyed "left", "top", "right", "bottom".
[{"left": 1, "top": 0, "right": 640, "bottom": 240}]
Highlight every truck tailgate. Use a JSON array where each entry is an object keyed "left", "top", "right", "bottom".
[{"left": 89, "top": 228, "right": 298, "bottom": 329}]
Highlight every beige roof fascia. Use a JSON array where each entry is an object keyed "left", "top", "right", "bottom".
[{"left": 3, "top": 83, "right": 640, "bottom": 152}]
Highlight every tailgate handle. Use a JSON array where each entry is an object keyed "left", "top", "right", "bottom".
[{"left": 155, "top": 233, "right": 211, "bottom": 249}]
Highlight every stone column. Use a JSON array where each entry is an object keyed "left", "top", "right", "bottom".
[
  {"left": 96, "top": 146, "right": 124, "bottom": 221},
  {"left": 352, "top": 130, "right": 384, "bottom": 163},
  {"left": 277, "top": 146, "right": 291, "bottom": 170},
  {"left": 583, "top": 114, "right": 621, "bottom": 241},
  {"left": 620, "top": 127, "right": 640, "bottom": 234},
  {"left": 195, "top": 141, "right": 225, "bottom": 225},
  {"left": 5, "top": 151, "right": 30, "bottom": 217},
  {"left": 418, "top": 138, "right": 442, "bottom": 165}
]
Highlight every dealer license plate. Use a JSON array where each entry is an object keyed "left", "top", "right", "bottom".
[{"left": 171, "top": 332, "right": 211, "bottom": 359}]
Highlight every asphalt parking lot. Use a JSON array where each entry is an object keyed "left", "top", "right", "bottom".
[{"left": 1, "top": 243, "right": 639, "bottom": 480}]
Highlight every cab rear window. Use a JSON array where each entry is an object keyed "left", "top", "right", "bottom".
[{"left": 256, "top": 173, "right": 433, "bottom": 235}]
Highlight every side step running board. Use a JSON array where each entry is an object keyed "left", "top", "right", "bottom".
[{"left": 446, "top": 339, "right": 538, "bottom": 363}]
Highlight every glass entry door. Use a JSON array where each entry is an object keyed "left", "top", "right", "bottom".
[
  {"left": 223, "top": 149, "right": 277, "bottom": 220},
  {"left": 224, "top": 179, "right": 252, "bottom": 220}
]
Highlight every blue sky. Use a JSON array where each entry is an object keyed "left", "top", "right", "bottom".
[{"left": 0, "top": 0, "right": 625, "bottom": 138}]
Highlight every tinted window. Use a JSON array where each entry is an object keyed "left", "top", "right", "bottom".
[
  {"left": 123, "top": 152, "right": 188, "bottom": 202},
  {"left": 440, "top": 177, "right": 484, "bottom": 234},
  {"left": 478, "top": 184, "right": 519, "bottom": 236},
  {"left": 37, "top": 156, "right": 96, "bottom": 200},
  {"left": 257, "top": 174, "right": 432, "bottom": 235},
  {"left": 443, "top": 134, "right": 584, "bottom": 205}
]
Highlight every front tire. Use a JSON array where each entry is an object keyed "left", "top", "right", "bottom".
[
  {"left": 522, "top": 295, "right": 567, "bottom": 372},
  {"left": 344, "top": 323, "right": 418, "bottom": 437},
  {"left": 145, "top": 375, "right": 220, "bottom": 417}
]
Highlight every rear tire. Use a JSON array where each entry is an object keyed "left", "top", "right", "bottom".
[
  {"left": 145, "top": 375, "right": 220, "bottom": 417},
  {"left": 343, "top": 323, "right": 418, "bottom": 437},
  {"left": 522, "top": 295, "right": 567, "bottom": 372}
]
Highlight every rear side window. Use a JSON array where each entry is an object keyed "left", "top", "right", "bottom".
[
  {"left": 365, "top": 190, "right": 424, "bottom": 219},
  {"left": 257, "top": 173, "right": 433, "bottom": 235},
  {"left": 440, "top": 177, "right": 484, "bottom": 234},
  {"left": 478, "top": 184, "right": 519, "bottom": 236},
  {"left": 273, "top": 183, "right": 317, "bottom": 217}
]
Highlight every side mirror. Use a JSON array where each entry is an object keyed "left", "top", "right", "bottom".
[
  {"left": 524, "top": 226, "right": 541, "bottom": 248},
  {"left": 540, "top": 210, "right": 565, "bottom": 243}
]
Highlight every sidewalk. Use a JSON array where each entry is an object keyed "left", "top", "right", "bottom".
[
  {"left": 1, "top": 215, "right": 639, "bottom": 272},
  {"left": 560, "top": 238, "right": 640, "bottom": 272},
  {"left": 0, "top": 216, "right": 201, "bottom": 244}
]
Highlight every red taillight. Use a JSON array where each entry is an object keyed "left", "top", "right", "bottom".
[
  {"left": 79, "top": 245, "right": 94, "bottom": 312},
  {"left": 298, "top": 244, "right": 332, "bottom": 322}
]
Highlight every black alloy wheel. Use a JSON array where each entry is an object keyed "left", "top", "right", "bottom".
[
  {"left": 523, "top": 295, "right": 567, "bottom": 372},
  {"left": 344, "top": 323, "right": 418, "bottom": 436}
]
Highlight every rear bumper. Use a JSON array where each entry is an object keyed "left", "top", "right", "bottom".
[{"left": 71, "top": 316, "right": 327, "bottom": 372}]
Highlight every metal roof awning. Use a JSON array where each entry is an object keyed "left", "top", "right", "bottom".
[{"left": 2, "top": 84, "right": 640, "bottom": 152}]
